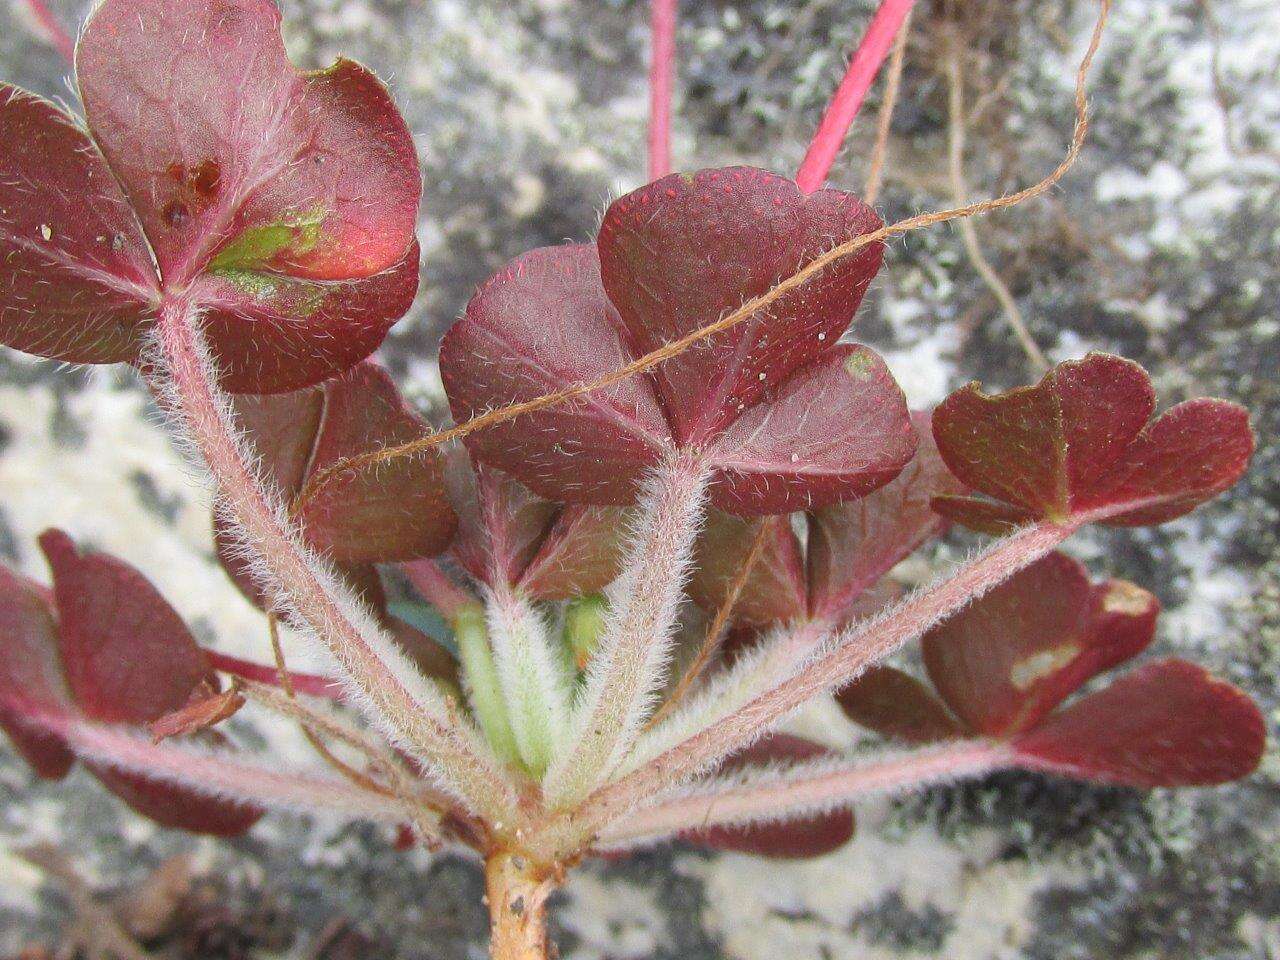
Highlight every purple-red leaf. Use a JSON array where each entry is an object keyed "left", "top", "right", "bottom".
[
  {"left": 440, "top": 168, "right": 914, "bottom": 517},
  {"left": 0, "top": 565, "right": 74, "bottom": 778},
  {"left": 682, "top": 733, "right": 856, "bottom": 859},
  {"left": 688, "top": 512, "right": 807, "bottom": 627},
  {"left": 440, "top": 244, "right": 669, "bottom": 504},
  {"left": 91, "top": 760, "right": 262, "bottom": 837},
  {"left": 233, "top": 382, "right": 327, "bottom": 492},
  {"left": 198, "top": 245, "right": 421, "bottom": 394},
  {"left": 597, "top": 167, "right": 882, "bottom": 445},
  {"left": 40, "top": 530, "right": 212, "bottom": 725},
  {"left": 445, "top": 453, "right": 559, "bottom": 588},
  {"left": 835, "top": 666, "right": 963, "bottom": 744},
  {"left": 444, "top": 448, "right": 627, "bottom": 600},
  {"left": 77, "top": 0, "right": 418, "bottom": 282},
  {"left": 922, "top": 552, "right": 1158, "bottom": 738},
  {"left": 220, "top": 360, "right": 454, "bottom": 580},
  {"left": 706, "top": 345, "right": 916, "bottom": 515},
  {"left": 518, "top": 504, "right": 630, "bottom": 601},
  {"left": 932, "top": 353, "right": 1254, "bottom": 529},
  {"left": 807, "top": 411, "right": 964, "bottom": 622},
  {"left": 1076, "top": 398, "right": 1256, "bottom": 527},
  {"left": 37, "top": 529, "right": 262, "bottom": 834},
  {"left": 0, "top": 0, "right": 421, "bottom": 393},
  {"left": 0, "top": 87, "right": 155, "bottom": 366},
  {"left": 1012, "top": 659, "right": 1266, "bottom": 787},
  {"left": 297, "top": 362, "right": 455, "bottom": 564},
  {"left": 688, "top": 411, "right": 946, "bottom": 630}
]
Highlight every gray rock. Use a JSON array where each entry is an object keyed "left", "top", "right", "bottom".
[{"left": 0, "top": 0, "right": 1276, "bottom": 956}]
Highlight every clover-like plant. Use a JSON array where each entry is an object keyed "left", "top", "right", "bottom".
[{"left": 0, "top": 0, "right": 1265, "bottom": 956}]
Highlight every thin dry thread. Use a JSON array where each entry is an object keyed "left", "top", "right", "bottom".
[
  {"left": 1196, "top": 0, "right": 1280, "bottom": 163},
  {"left": 240, "top": 679, "right": 451, "bottom": 848},
  {"left": 266, "top": 612, "right": 395, "bottom": 798},
  {"left": 646, "top": 518, "right": 774, "bottom": 731},
  {"left": 293, "top": 0, "right": 1108, "bottom": 518},
  {"left": 864, "top": 7, "right": 912, "bottom": 205},
  {"left": 945, "top": 30, "right": 1049, "bottom": 371}
]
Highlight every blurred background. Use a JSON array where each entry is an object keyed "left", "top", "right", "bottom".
[{"left": 0, "top": 0, "right": 1277, "bottom": 956}]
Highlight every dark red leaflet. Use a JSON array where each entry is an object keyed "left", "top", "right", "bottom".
[
  {"left": 519, "top": 504, "right": 630, "bottom": 601},
  {"left": 0, "top": 564, "right": 76, "bottom": 778},
  {"left": 1012, "top": 659, "right": 1266, "bottom": 787},
  {"left": 11, "top": 530, "right": 265, "bottom": 834},
  {"left": 0, "top": 85, "right": 156, "bottom": 365},
  {"left": 444, "top": 453, "right": 560, "bottom": 588},
  {"left": 195, "top": 243, "right": 421, "bottom": 394},
  {"left": 688, "top": 512, "right": 807, "bottom": 627},
  {"left": 439, "top": 169, "right": 915, "bottom": 518},
  {"left": 0, "top": 0, "right": 422, "bottom": 393},
  {"left": 807, "top": 410, "right": 963, "bottom": 622},
  {"left": 1081, "top": 398, "right": 1255, "bottom": 526},
  {"left": 932, "top": 353, "right": 1254, "bottom": 530},
  {"left": 706, "top": 345, "right": 917, "bottom": 515},
  {"left": 299, "top": 361, "right": 456, "bottom": 564},
  {"left": 76, "top": 0, "right": 418, "bottom": 285},
  {"left": 40, "top": 530, "right": 213, "bottom": 725},
  {"left": 440, "top": 244, "right": 670, "bottom": 505},
  {"left": 921, "top": 553, "right": 1158, "bottom": 738},
  {"left": 597, "top": 167, "right": 883, "bottom": 445},
  {"left": 92, "top": 763, "right": 262, "bottom": 837},
  {"left": 835, "top": 666, "right": 963, "bottom": 745}
]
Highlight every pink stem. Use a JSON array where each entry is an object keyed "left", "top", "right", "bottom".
[
  {"left": 206, "top": 651, "right": 344, "bottom": 702},
  {"left": 543, "top": 449, "right": 711, "bottom": 806},
  {"left": 37, "top": 710, "right": 406, "bottom": 822},
  {"left": 795, "top": 0, "right": 916, "bottom": 193},
  {"left": 597, "top": 739, "right": 1012, "bottom": 848},
  {"left": 20, "top": 0, "right": 76, "bottom": 65},
  {"left": 153, "top": 297, "right": 518, "bottom": 823},
  {"left": 401, "top": 559, "right": 477, "bottom": 620},
  {"left": 576, "top": 520, "right": 1075, "bottom": 833},
  {"left": 648, "top": 0, "right": 678, "bottom": 180}
]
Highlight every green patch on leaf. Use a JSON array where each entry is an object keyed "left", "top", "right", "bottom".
[
  {"left": 211, "top": 269, "right": 328, "bottom": 318},
  {"left": 209, "top": 207, "right": 329, "bottom": 272},
  {"left": 843, "top": 350, "right": 875, "bottom": 379}
]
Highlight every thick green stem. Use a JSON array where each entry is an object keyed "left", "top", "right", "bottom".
[
  {"left": 486, "top": 586, "right": 571, "bottom": 778},
  {"left": 453, "top": 605, "right": 521, "bottom": 767}
]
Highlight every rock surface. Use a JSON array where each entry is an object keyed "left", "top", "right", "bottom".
[{"left": 0, "top": 0, "right": 1277, "bottom": 957}]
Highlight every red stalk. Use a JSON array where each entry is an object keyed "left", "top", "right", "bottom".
[
  {"left": 597, "top": 739, "right": 1012, "bottom": 849},
  {"left": 20, "top": 0, "right": 76, "bottom": 65},
  {"left": 648, "top": 0, "right": 678, "bottom": 180},
  {"left": 207, "top": 651, "right": 344, "bottom": 702},
  {"left": 571, "top": 519, "right": 1076, "bottom": 840},
  {"left": 402, "top": 559, "right": 477, "bottom": 621},
  {"left": 795, "top": 0, "right": 916, "bottom": 193}
]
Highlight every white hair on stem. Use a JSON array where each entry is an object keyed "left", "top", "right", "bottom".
[
  {"left": 41, "top": 710, "right": 409, "bottom": 823},
  {"left": 483, "top": 583, "right": 572, "bottom": 776},
  {"left": 148, "top": 299, "right": 520, "bottom": 827},
  {"left": 542, "top": 448, "right": 711, "bottom": 807},
  {"left": 559, "top": 520, "right": 1074, "bottom": 851},
  {"left": 595, "top": 738, "right": 1014, "bottom": 852},
  {"left": 619, "top": 618, "right": 830, "bottom": 777}
]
